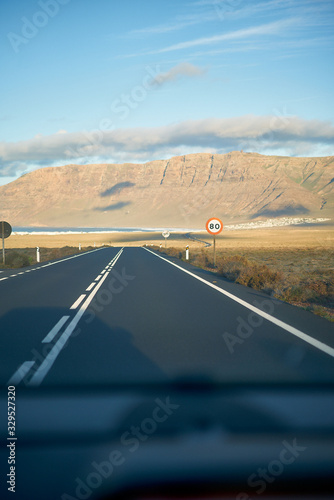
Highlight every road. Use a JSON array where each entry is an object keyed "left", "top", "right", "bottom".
[{"left": 1, "top": 246, "right": 334, "bottom": 387}]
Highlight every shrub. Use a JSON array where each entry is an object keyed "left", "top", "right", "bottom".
[
  {"left": 5, "top": 251, "right": 30, "bottom": 268},
  {"left": 217, "top": 256, "right": 282, "bottom": 291}
]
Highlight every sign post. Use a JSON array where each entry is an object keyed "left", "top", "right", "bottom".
[
  {"left": 0, "top": 221, "right": 12, "bottom": 266},
  {"left": 206, "top": 217, "right": 223, "bottom": 267},
  {"left": 162, "top": 231, "right": 170, "bottom": 249}
]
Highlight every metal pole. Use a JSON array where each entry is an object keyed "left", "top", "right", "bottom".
[
  {"left": 2, "top": 221, "right": 5, "bottom": 265},
  {"left": 213, "top": 235, "right": 216, "bottom": 268}
]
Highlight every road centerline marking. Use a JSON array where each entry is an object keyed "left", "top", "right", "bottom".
[
  {"left": 70, "top": 294, "right": 86, "bottom": 310},
  {"left": 143, "top": 247, "right": 334, "bottom": 358},
  {"left": 42, "top": 316, "right": 70, "bottom": 343},
  {"left": 27, "top": 248, "right": 124, "bottom": 386},
  {"left": 86, "top": 282, "right": 96, "bottom": 291}
]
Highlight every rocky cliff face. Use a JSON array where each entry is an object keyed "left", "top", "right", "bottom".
[{"left": 0, "top": 151, "right": 333, "bottom": 228}]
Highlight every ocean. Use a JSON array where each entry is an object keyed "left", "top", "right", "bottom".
[{"left": 11, "top": 227, "right": 198, "bottom": 235}]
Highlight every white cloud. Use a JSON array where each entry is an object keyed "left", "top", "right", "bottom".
[
  {"left": 150, "top": 63, "right": 206, "bottom": 86},
  {"left": 0, "top": 115, "right": 333, "bottom": 178}
]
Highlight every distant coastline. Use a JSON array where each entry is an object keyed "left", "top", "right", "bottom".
[{"left": 12, "top": 217, "right": 331, "bottom": 235}]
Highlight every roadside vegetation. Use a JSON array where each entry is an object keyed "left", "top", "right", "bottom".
[
  {"left": 0, "top": 246, "right": 95, "bottom": 269},
  {"left": 153, "top": 246, "right": 334, "bottom": 322}
]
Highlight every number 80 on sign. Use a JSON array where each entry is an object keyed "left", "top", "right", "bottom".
[{"left": 206, "top": 217, "right": 223, "bottom": 235}]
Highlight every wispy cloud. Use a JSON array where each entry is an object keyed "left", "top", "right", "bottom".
[
  {"left": 1, "top": 115, "right": 333, "bottom": 177},
  {"left": 150, "top": 63, "right": 206, "bottom": 86},
  {"left": 124, "top": 17, "right": 301, "bottom": 57},
  {"left": 123, "top": 7, "right": 221, "bottom": 37},
  {"left": 125, "top": 18, "right": 199, "bottom": 36}
]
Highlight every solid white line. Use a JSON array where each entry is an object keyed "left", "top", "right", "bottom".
[
  {"left": 28, "top": 248, "right": 124, "bottom": 386},
  {"left": 143, "top": 247, "right": 334, "bottom": 358},
  {"left": 42, "top": 316, "right": 70, "bottom": 343},
  {"left": 70, "top": 294, "right": 86, "bottom": 310},
  {"left": 86, "top": 282, "right": 96, "bottom": 291},
  {"left": 8, "top": 361, "right": 35, "bottom": 385}
]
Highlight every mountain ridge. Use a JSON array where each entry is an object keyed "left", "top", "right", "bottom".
[{"left": 0, "top": 151, "right": 333, "bottom": 228}]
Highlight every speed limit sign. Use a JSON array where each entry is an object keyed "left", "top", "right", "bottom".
[{"left": 206, "top": 217, "right": 223, "bottom": 235}]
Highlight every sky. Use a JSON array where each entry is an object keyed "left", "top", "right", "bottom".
[{"left": 0, "top": 0, "right": 333, "bottom": 185}]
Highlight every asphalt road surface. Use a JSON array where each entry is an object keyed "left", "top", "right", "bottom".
[{"left": 1, "top": 246, "right": 334, "bottom": 387}]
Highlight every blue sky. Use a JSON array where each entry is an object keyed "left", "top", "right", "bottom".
[{"left": 0, "top": 0, "right": 333, "bottom": 184}]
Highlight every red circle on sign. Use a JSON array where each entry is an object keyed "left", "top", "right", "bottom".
[{"left": 206, "top": 217, "right": 223, "bottom": 235}]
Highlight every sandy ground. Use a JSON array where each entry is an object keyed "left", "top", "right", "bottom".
[{"left": 5, "top": 225, "right": 333, "bottom": 250}]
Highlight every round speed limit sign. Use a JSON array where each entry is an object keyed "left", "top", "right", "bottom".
[{"left": 206, "top": 217, "right": 223, "bottom": 235}]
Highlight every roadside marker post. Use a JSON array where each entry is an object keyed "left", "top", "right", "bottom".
[
  {"left": 206, "top": 217, "right": 223, "bottom": 267},
  {"left": 0, "top": 221, "right": 12, "bottom": 266},
  {"left": 186, "top": 245, "right": 189, "bottom": 260},
  {"left": 36, "top": 247, "right": 40, "bottom": 263},
  {"left": 2, "top": 225, "right": 4, "bottom": 265}
]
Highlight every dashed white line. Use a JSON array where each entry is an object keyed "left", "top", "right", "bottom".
[
  {"left": 95, "top": 275, "right": 102, "bottom": 281},
  {"left": 70, "top": 294, "right": 86, "bottom": 310},
  {"left": 86, "top": 282, "right": 96, "bottom": 292},
  {"left": 28, "top": 248, "right": 124, "bottom": 386},
  {"left": 42, "top": 316, "right": 70, "bottom": 343},
  {"left": 29, "top": 271, "right": 111, "bottom": 386},
  {"left": 0, "top": 247, "right": 106, "bottom": 284},
  {"left": 7, "top": 248, "right": 124, "bottom": 387}
]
